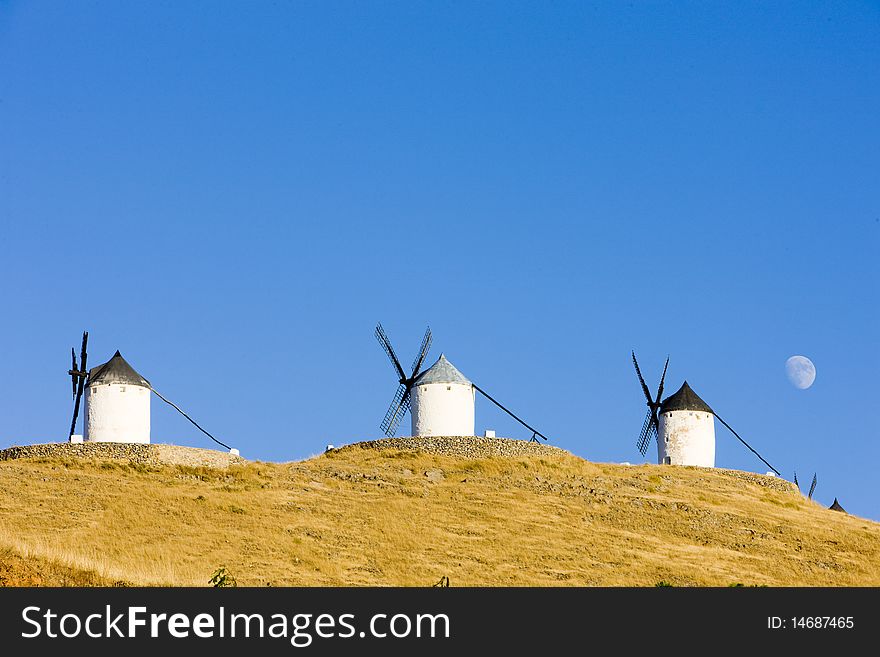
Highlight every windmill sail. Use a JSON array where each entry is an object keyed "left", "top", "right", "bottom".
[
  {"left": 637, "top": 408, "right": 655, "bottom": 456},
  {"left": 632, "top": 352, "right": 666, "bottom": 456},
  {"left": 411, "top": 327, "right": 433, "bottom": 377},
  {"left": 632, "top": 352, "right": 653, "bottom": 404},
  {"left": 381, "top": 384, "right": 411, "bottom": 436},
  {"left": 375, "top": 323, "right": 431, "bottom": 437},
  {"left": 376, "top": 323, "right": 407, "bottom": 382},
  {"left": 68, "top": 331, "right": 89, "bottom": 438},
  {"left": 70, "top": 348, "right": 78, "bottom": 398}
]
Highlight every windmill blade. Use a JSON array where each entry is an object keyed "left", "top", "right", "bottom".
[
  {"left": 636, "top": 408, "right": 655, "bottom": 456},
  {"left": 631, "top": 351, "right": 654, "bottom": 404},
  {"left": 647, "top": 420, "right": 659, "bottom": 457},
  {"left": 380, "top": 384, "right": 412, "bottom": 437},
  {"left": 79, "top": 331, "right": 88, "bottom": 375},
  {"left": 68, "top": 331, "right": 89, "bottom": 439},
  {"left": 376, "top": 323, "right": 407, "bottom": 381},
  {"left": 793, "top": 471, "right": 799, "bottom": 489},
  {"left": 808, "top": 473, "right": 817, "bottom": 500},
  {"left": 385, "top": 394, "right": 411, "bottom": 437},
  {"left": 68, "top": 397, "right": 81, "bottom": 439},
  {"left": 71, "top": 348, "right": 78, "bottom": 398},
  {"left": 410, "top": 326, "right": 432, "bottom": 377},
  {"left": 655, "top": 356, "right": 669, "bottom": 405},
  {"left": 70, "top": 377, "right": 87, "bottom": 436}
]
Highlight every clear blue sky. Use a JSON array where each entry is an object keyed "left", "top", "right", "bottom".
[{"left": 1, "top": 2, "right": 877, "bottom": 519}]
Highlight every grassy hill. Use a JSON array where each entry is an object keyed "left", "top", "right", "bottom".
[{"left": 1, "top": 442, "right": 878, "bottom": 587}]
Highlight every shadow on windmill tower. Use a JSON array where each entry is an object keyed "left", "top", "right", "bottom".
[
  {"left": 375, "top": 323, "right": 549, "bottom": 442},
  {"left": 67, "top": 331, "right": 238, "bottom": 456},
  {"left": 631, "top": 351, "right": 780, "bottom": 475}
]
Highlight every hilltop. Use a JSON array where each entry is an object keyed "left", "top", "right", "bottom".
[{"left": 0, "top": 438, "right": 878, "bottom": 587}]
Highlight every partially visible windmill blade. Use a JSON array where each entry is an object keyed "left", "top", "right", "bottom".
[
  {"left": 79, "top": 331, "right": 88, "bottom": 376},
  {"left": 380, "top": 384, "right": 411, "bottom": 437},
  {"left": 68, "top": 331, "right": 88, "bottom": 438},
  {"left": 632, "top": 352, "right": 653, "bottom": 404},
  {"left": 410, "top": 326, "right": 432, "bottom": 377},
  {"left": 655, "top": 356, "right": 669, "bottom": 404},
  {"left": 68, "top": 401, "right": 80, "bottom": 439},
  {"left": 376, "top": 323, "right": 407, "bottom": 381},
  {"left": 68, "top": 358, "right": 81, "bottom": 438},
  {"left": 71, "top": 348, "right": 78, "bottom": 398},
  {"left": 637, "top": 408, "right": 654, "bottom": 456},
  {"left": 793, "top": 471, "right": 799, "bottom": 489},
  {"left": 808, "top": 473, "right": 817, "bottom": 500}
]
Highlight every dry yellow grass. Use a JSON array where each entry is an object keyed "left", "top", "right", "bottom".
[{"left": 0, "top": 447, "right": 878, "bottom": 586}]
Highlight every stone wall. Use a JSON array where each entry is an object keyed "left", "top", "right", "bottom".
[
  {"left": 336, "top": 435, "right": 568, "bottom": 459},
  {"left": 0, "top": 442, "right": 245, "bottom": 469}
]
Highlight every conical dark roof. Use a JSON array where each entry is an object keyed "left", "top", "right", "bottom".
[
  {"left": 659, "top": 381, "right": 713, "bottom": 414},
  {"left": 87, "top": 351, "right": 150, "bottom": 388},
  {"left": 829, "top": 498, "right": 847, "bottom": 513}
]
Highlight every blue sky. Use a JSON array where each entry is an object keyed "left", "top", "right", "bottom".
[{"left": 1, "top": 2, "right": 877, "bottom": 519}]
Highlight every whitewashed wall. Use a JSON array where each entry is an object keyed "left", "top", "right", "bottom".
[
  {"left": 657, "top": 410, "right": 715, "bottom": 467},
  {"left": 411, "top": 382, "right": 475, "bottom": 437},
  {"left": 84, "top": 383, "right": 151, "bottom": 444}
]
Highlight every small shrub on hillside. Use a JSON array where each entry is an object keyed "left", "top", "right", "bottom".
[
  {"left": 655, "top": 581, "right": 674, "bottom": 587},
  {"left": 728, "top": 583, "right": 767, "bottom": 587},
  {"left": 209, "top": 566, "right": 237, "bottom": 588}
]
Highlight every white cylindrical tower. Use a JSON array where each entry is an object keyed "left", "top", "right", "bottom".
[
  {"left": 84, "top": 350, "right": 151, "bottom": 444},
  {"left": 410, "top": 354, "right": 475, "bottom": 437},
  {"left": 657, "top": 381, "right": 715, "bottom": 467}
]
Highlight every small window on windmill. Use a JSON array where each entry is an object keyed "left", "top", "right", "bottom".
[
  {"left": 663, "top": 456, "right": 671, "bottom": 465},
  {"left": 447, "top": 386, "right": 451, "bottom": 391}
]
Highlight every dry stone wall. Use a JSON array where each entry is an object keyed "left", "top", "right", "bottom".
[{"left": 0, "top": 443, "right": 245, "bottom": 469}]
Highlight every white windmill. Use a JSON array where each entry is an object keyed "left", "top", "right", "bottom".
[
  {"left": 631, "top": 351, "right": 779, "bottom": 474},
  {"left": 67, "top": 331, "right": 237, "bottom": 453},
  {"left": 656, "top": 381, "right": 715, "bottom": 466},
  {"left": 374, "top": 323, "right": 549, "bottom": 441},
  {"left": 410, "top": 354, "right": 475, "bottom": 437},
  {"left": 84, "top": 350, "right": 152, "bottom": 444}
]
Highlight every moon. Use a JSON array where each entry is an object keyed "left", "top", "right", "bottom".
[{"left": 785, "top": 355, "right": 816, "bottom": 389}]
